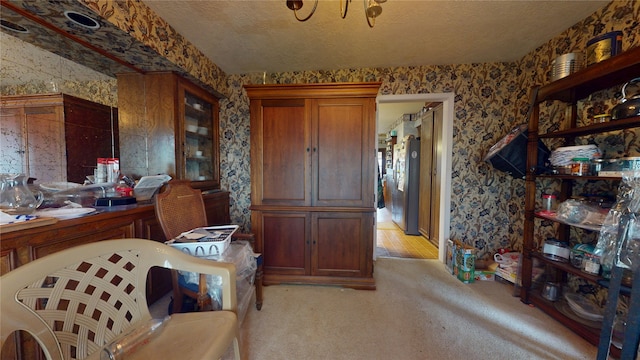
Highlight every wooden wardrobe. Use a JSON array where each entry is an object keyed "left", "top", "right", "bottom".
[{"left": 245, "top": 82, "right": 381, "bottom": 290}]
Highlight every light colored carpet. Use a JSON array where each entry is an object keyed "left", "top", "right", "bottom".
[{"left": 238, "top": 258, "right": 597, "bottom": 360}]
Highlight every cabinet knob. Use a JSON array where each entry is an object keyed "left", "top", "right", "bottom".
[{"left": 307, "top": 148, "right": 310, "bottom": 152}]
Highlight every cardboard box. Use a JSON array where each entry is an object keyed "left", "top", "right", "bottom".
[
  {"left": 474, "top": 270, "right": 495, "bottom": 281},
  {"left": 495, "top": 266, "right": 517, "bottom": 284},
  {"left": 445, "top": 239, "right": 455, "bottom": 274},
  {"left": 453, "top": 241, "right": 476, "bottom": 284}
]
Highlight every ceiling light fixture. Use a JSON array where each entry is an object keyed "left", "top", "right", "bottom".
[
  {"left": 0, "top": 19, "right": 29, "bottom": 34},
  {"left": 63, "top": 10, "right": 100, "bottom": 30},
  {"left": 286, "top": 0, "right": 385, "bottom": 28}
]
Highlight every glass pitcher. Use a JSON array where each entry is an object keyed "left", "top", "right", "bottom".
[{"left": 0, "top": 173, "right": 43, "bottom": 215}]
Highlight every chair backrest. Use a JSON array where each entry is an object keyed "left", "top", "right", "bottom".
[
  {"left": 0, "top": 239, "right": 236, "bottom": 360},
  {"left": 154, "top": 180, "right": 208, "bottom": 240}
]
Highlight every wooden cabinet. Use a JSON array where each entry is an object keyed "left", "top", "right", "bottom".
[
  {"left": 117, "top": 72, "right": 220, "bottom": 190},
  {"left": 521, "top": 47, "right": 640, "bottom": 358},
  {"left": 254, "top": 211, "right": 373, "bottom": 280},
  {"left": 0, "top": 94, "right": 118, "bottom": 184},
  {"left": 245, "top": 82, "right": 381, "bottom": 290}
]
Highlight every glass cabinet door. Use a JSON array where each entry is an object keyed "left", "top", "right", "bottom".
[{"left": 182, "top": 88, "right": 219, "bottom": 188}]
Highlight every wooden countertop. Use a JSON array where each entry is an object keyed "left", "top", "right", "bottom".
[
  {"left": 0, "top": 217, "right": 59, "bottom": 234},
  {"left": 1, "top": 191, "right": 230, "bottom": 272}
]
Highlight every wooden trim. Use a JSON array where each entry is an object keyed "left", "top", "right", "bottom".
[{"left": 244, "top": 82, "right": 382, "bottom": 99}]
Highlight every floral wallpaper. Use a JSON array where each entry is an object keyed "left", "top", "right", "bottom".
[
  {"left": 0, "top": 32, "right": 117, "bottom": 105},
  {"left": 218, "top": 1, "right": 640, "bottom": 260},
  {"left": 1, "top": 0, "right": 639, "bottom": 265}
]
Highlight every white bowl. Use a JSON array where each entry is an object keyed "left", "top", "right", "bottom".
[{"left": 186, "top": 124, "right": 198, "bottom": 132}]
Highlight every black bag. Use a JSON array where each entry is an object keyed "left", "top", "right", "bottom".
[{"left": 484, "top": 124, "right": 550, "bottom": 179}]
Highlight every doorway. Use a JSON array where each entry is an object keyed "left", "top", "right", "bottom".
[
  {"left": 375, "top": 206, "right": 438, "bottom": 259},
  {"left": 375, "top": 93, "right": 454, "bottom": 262}
]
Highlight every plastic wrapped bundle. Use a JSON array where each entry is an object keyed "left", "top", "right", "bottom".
[
  {"left": 180, "top": 240, "right": 258, "bottom": 309},
  {"left": 556, "top": 198, "right": 607, "bottom": 226},
  {"left": 594, "top": 171, "right": 640, "bottom": 275}
]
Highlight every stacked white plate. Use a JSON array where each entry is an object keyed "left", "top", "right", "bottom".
[
  {"left": 549, "top": 145, "right": 601, "bottom": 166},
  {"left": 564, "top": 293, "right": 603, "bottom": 322}
]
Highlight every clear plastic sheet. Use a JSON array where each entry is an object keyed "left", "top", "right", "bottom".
[
  {"left": 594, "top": 171, "right": 640, "bottom": 274},
  {"left": 180, "top": 240, "right": 258, "bottom": 309}
]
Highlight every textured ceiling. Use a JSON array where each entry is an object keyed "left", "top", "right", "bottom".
[
  {"left": 1, "top": 0, "right": 611, "bottom": 134},
  {"left": 143, "top": 0, "right": 608, "bottom": 132},
  {"left": 144, "top": 0, "right": 609, "bottom": 74}
]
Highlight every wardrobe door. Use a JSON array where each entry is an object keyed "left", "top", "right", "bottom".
[
  {"left": 251, "top": 99, "right": 311, "bottom": 206},
  {"left": 257, "top": 211, "right": 310, "bottom": 277},
  {"left": 312, "top": 211, "right": 373, "bottom": 278},
  {"left": 311, "top": 98, "right": 375, "bottom": 207}
]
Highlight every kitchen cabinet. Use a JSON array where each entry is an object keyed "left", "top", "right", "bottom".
[
  {"left": 521, "top": 46, "right": 640, "bottom": 358},
  {"left": 0, "top": 94, "right": 118, "bottom": 184},
  {"left": 245, "top": 82, "right": 381, "bottom": 290},
  {"left": 117, "top": 72, "right": 220, "bottom": 190}
]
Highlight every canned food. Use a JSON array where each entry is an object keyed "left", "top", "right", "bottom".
[
  {"left": 582, "top": 253, "right": 601, "bottom": 275},
  {"left": 618, "top": 157, "right": 640, "bottom": 171},
  {"left": 593, "top": 114, "right": 611, "bottom": 123},
  {"left": 571, "top": 244, "right": 594, "bottom": 268},
  {"left": 586, "top": 31, "right": 623, "bottom": 66},
  {"left": 591, "top": 159, "right": 606, "bottom": 175},
  {"left": 541, "top": 194, "right": 557, "bottom": 213},
  {"left": 571, "top": 157, "right": 590, "bottom": 176}
]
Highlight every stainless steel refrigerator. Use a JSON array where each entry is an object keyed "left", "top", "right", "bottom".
[{"left": 391, "top": 135, "right": 420, "bottom": 235}]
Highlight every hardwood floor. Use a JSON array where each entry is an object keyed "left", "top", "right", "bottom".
[{"left": 376, "top": 207, "right": 438, "bottom": 259}]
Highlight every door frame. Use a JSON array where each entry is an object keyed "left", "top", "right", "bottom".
[{"left": 376, "top": 93, "right": 454, "bottom": 263}]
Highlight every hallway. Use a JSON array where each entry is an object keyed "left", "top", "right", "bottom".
[{"left": 376, "top": 207, "right": 439, "bottom": 259}]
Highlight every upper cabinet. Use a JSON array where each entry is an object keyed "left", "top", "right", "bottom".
[
  {"left": 117, "top": 72, "right": 220, "bottom": 190},
  {"left": 246, "top": 83, "right": 381, "bottom": 208},
  {"left": 0, "top": 94, "right": 118, "bottom": 184}
]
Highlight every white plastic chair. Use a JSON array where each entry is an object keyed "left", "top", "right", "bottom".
[{"left": 0, "top": 239, "right": 241, "bottom": 360}]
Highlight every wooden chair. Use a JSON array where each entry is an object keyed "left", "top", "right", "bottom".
[
  {"left": 154, "top": 180, "right": 262, "bottom": 314},
  {"left": 0, "top": 239, "right": 240, "bottom": 360}
]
